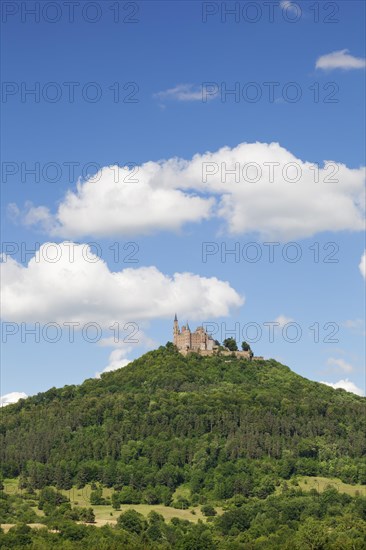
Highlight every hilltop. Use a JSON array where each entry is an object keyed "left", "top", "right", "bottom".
[
  {"left": 1, "top": 345, "right": 365, "bottom": 491},
  {"left": 1, "top": 345, "right": 365, "bottom": 548}
]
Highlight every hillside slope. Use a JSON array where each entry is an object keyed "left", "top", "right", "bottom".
[{"left": 1, "top": 345, "right": 365, "bottom": 500}]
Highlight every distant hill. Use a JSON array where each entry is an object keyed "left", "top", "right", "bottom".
[{"left": 1, "top": 344, "right": 365, "bottom": 500}]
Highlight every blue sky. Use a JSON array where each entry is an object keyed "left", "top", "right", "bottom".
[{"left": 1, "top": 0, "right": 365, "bottom": 402}]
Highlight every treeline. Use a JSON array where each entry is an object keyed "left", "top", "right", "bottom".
[{"left": 1, "top": 484, "right": 365, "bottom": 549}]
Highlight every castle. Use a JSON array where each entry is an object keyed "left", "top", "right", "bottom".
[
  {"left": 173, "top": 314, "right": 216, "bottom": 354},
  {"left": 173, "top": 315, "right": 261, "bottom": 359}
]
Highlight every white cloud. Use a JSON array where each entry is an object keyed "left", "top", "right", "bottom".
[
  {"left": 342, "top": 319, "right": 365, "bottom": 337},
  {"left": 359, "top": 250, "right": 366, "bottom": 279},
  {"left": 280, "top": 1, "right": 299, "bottom": 14},
  {"left": 320, "top": 379, "right": 364, "bottom": 396},
  {"left": 95, "top": 333, "right": 157, "bottom": 377},
  {"left": 0, "top": 392, "right": 27, "bottom": 407},
  {"left": 20, "top": 165, "right": 214, "bottom": 238},
  {"left": 95, "top": 347, "right": 132, "bottom": 378},
  {"left": 7, "top": 203, "right": 20, "bottom": 224},
  {"left": 0, "top": 243, "right": 243, "bottom": 326},
  {"left": 316, "top": 49, "right": 366, "bottom": 71},
  {"left": 273, "top": 315, "right": 294, "bottom": 328},
  {"left": 98, "top": 332, "right": 157, "bottom": 350},
  {"left": 342, "top": 319, "right": 364, "bottom": 330},
  {"left": 17, "top": 143, "right": 365, "bottom": 241},
  {"left": 154, "top": 84, "right": 215, "bottom": 102},
  {"left": 327, "top": 357, "right": 354, "bottom": 373}
]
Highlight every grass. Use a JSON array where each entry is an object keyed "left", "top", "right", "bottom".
[
  {"left": 172, "top": 484, "right": 191, "bottom": 500},
  {"left": 51, "top": 484, "right": 221, "bottom": 523},
  {"left": 1, "top": 523, "right": 46, "bottom": 534},
  {"left": 296, "top": 476, "right": 365, "bottom": 497},
  {"left": 91, "top": 504, "right": 207, "bottom": 525},
  {"left": 59, "top": 485, "right": 114, "bottom": 507},
  {"left": 1, "top": 480, "right": 221, "bottom": 526},
  {"left": 2, "top": 478, "right": 18, "bottom": 496}
]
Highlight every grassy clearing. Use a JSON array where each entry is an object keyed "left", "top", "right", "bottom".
[
  {"left": 1, "top": 523, "right": 46, "bottom": 534},
  {"left": 172, "top": 484, "right": 191, "bottom": 500},
  {"left": 297, "top": 476, "right": 365, "bottom": 497},
  {"left": 59, "top": 485, "right": 114, "bottom": 507},
  {"left": 2, "top": 478, "right": 19, "bottom": 496},
  {"left": 2, "top": 480, "right": 222, "bottom": 525},
  {"left": 91, "top": 504, "right": 207, "bottom": 525}
]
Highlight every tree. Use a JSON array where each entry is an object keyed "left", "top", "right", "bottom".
[
  {"left": 172, "top": 496, "right": 190, "bottom": 509},
  {"left": 146, "top": 512, "right": 165, "bottom": 542},
  {"left": 79, "top": 507, "right": 95, "bottom": 523},
  {"left": 295, "top": 517, "right": 328, "bottom": 549},
  {"left": 18, "top": 473, "right": 28, "bottom": 490},
  {"left": 241, "top": 341, "right": 250, "bottom": 352},
  {"left": 179, "top": 524, "right": 216, "bottom": 550},
  {"left": 223, "top": 338, "right": 238, "bottom": 351},
  {"left": 201, "top": 505, "right": 217, "bottom": 517},
  {"left": 241, "top": 341, "right": 254, "bottom": 358},
  {"left": 217, "top": 508, "right": 250, "bottom": 535},
  {"left": 90, "top": 487, "right": 106, "bottom": 505},
  {"left": 143, "top": 485, "right": 160, "bottom": 505},
  {"left": 5, "top": 524, "right": 32, "bottom": 547},
  {"left": 111, "top": 492, "right": 121, "bottom": 510},
  {"left": 117, "top": 509, "right": 146, "bottom": 534},
  {"left": 38, "top": 487, "right": 68, "bottom": 510}
]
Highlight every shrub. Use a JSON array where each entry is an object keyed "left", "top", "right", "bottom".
[{"left": 201, "top": 504, "right": 217, "bottom": 517}]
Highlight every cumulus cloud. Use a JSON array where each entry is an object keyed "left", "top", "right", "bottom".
[
  {"left": 20, "top": 165, "right": 214, "bottom": 238},
  {"left": 16, "top": 143, "right": 365, "bottom": 241},
  {"left": 320, "top": 379, "right": 364, "bottom": 396},
  {"left": 273, "top": 315, "right": 294, "bottom": 328},
  {"left": 0, "top": 392, "right": 28, "bottom": 407},
  {"left": 0, "top": 243, "right": 243, "bottom": 326},
  {"left": 326, "top": 357, "right": 354, "bottom": 373},
  {"left": 95, "top": 346, "right": 132, "bottom": 378},
  {"left": 154, "top": 84, "right": 215, "bottom": 102},
  {"left": 359, "top": 250, "right": 366, "bottom": 279},
  {"left": 316, "top": 49, "right": 366, "bottom": 71}
]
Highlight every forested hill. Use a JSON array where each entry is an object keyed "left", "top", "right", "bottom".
[{"left": 1, "top": 345, "right": 365, "bottom": 497}]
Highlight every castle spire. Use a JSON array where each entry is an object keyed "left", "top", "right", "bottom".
[{"left": 173, "top": 314, "right": 179, "bottom": 343}]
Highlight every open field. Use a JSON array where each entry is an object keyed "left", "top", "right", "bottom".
[
  {"left": 297, "top": 476, "right": 366, "bottom": 497},
  {"left": 1, "top": 523, "right": 46, "bottom": 534},
  {"left": 91, "top": 503, "right": 209, "bottom": 525},
  {"left": 2, "top": 478, "right": 19, "bottom": 495},
  {"left": 2, "top": 479, "right": 221, "bottom": 526}
]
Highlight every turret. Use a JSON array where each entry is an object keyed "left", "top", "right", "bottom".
[{"left": 173, "top": 314, "right": 179, "bottom": 345}]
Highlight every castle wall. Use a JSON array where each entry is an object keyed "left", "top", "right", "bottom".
[{"left": 173, "top": 318, "right": 258, "bottom": 360}]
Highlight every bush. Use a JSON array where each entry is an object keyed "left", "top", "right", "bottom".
[
  {"left": 90, "top": 487, "right": 107, "bottom": 505},
  {"left": 201, "top": 504, "right": 217, "bottom": 517},
  {"left": 171, "top": 497, "right": 189, "bottom": 509},
  {"left": 78, "top": 507, "right": 95, "bottom": 523}
]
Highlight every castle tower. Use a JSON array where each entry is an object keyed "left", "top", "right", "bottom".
[
  {"left": 184, "top": 321, "right": 191, "bottom": 350},
  {"left": 173, "top": 314, "right": 179, "bottom": 346}
]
